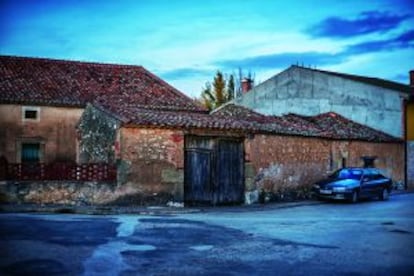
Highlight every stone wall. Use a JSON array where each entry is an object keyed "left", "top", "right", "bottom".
[
  {"left": 118, "top": 127, "right": 185, "bottom": 204},
  {"left": 345, "top": 140, "right": 404, "bottom": 182},
  {"left": 0, "top": 180, "right": 155, "bottom": 206},
  {"left": 0, "top": 104, "right": 83, "bottom": 163},
  {"left": 245, "top": 134, "right": 404, "bottom": 201},
  {"left": 245, "top": 135, "right": 330, "bottom": 200},
  {"left": 77, "top": 104, "right": 120, "bottom": 163}
]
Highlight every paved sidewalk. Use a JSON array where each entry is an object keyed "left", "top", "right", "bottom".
[
  {"left": 0, "top": 189, "right": 411, "bottom": 216},
  {"left": 0, "top": 200, "right": 323, "bottom": 216}
]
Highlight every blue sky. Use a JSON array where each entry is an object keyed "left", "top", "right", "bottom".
[{"left": 1, "top": 0, "right": 413, "bottom": 98}]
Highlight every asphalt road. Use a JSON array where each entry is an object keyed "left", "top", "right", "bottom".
[{"left": 1, "top": 194, "right": 414, "bottom": 275}]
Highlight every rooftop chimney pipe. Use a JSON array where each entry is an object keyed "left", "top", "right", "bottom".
[{"left": 241, "top": 78, "right": 253, "bottom": 94}]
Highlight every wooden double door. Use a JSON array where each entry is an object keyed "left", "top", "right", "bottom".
[{"left": 184, "top": 136, "right": 244, "bottom": 206}]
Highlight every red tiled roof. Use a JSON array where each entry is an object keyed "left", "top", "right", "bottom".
[
  {"left": 291, "top": 112, "right": 399, "bottom": 142},
  {"left": 213, "top": 104, "right": 400, "bottom": 142},
  {"left": 212, "top": 104, "right": 325, "bottom": 136},
  {"left": 0, "top": 55, "right": 206, "bottom": 112},
  {"left": 94, "top": 100, "right": 254, "bottom": 132},
  {"left": 95, "top": 101, "right": 400, "bottom": 142}
]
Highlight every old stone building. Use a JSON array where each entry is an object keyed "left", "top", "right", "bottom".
[
  {"left": 0, "top": 55, "right": 406, "bottom": 206},
  {"left": 77, "top": 102, "right": 403, "bottom": 206},
  {"left": 0, "top": 55, "right": 208, "bottom": 205},
  {"left": 234, "top": 65, "right": 412, "bottom": 187},
  {"left": 0, "top": 55, "right": 205, "bottom": 165}
]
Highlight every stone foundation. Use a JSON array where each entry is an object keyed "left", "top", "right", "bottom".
[{"left": 0, "top": 180, "right": 173, "bottom": 206}]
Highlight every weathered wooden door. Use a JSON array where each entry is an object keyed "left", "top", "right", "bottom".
[
  {"left": 184, "top": 136, "right": 244, "bottom": 206},
  {"left": 214, "top": 139, "right": 244, "bottom": 205},
  {"left": 184, "top": 148, "right": 212, "bottom": 204}
]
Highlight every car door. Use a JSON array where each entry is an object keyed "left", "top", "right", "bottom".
[
  {"left": 372, "top": 171, "right": 390, "bottom": 194},
  {"left": 360, "top": 169, "right": 376, "bottom": 198}
]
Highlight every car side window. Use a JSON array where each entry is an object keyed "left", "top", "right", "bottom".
[
  {"left": 371, "top": 169, "right": 381, "bottom": 180},
  {"left": 362, "top": 170, "right": 372, "bottom": 181},
  {"left": 377, "top": 173, "right": 385, "bottom": 179}
]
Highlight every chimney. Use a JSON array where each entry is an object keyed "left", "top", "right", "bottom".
[
  {"left": 241, "top": 78, "right": 253, "bottom": 94},
  {"left": 410, "top": 70, "right": 414, "bottom": 87}
]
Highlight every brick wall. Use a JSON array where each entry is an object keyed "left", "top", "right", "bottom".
[
  {"left": 118, "top": 127, "right": 185, "bottom": 204},
  {"left": 345, "top": 141, "right": 404, "bottom": 182},
  {"left": 245, "top": 135, "right": 331, "bottom": 195},
  {"left": 245, "top": 134, "right": 404, "bottom": 196}
]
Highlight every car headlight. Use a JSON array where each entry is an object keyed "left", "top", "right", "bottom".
[
  {"left": 313, "top": 184, "right": 320, "bottom": 189},
  {"left": 333, "top": 187, "right": 347, "bottom": 192}
]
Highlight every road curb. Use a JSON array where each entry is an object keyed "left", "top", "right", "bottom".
[{"left": 0, "top": 190, "right": 412, "bottom": 216}]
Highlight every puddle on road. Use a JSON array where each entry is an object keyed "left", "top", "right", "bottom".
[
  {"left": 83, "top": 217, "right": 157, "bottom": 275},
  {"left": 133, "top": 245, "right": 157, "bottom": 251},
  {"left": 116, "top": 217, "right": 139, "bottom": 237},
  {"left": 190, "top": 245, "right": 214, "bottom": 251}
]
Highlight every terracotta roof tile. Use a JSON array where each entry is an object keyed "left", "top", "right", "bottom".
[
  {"left": 96, "top": 101, "right": 400, "bottom": 142},
  {"left": 0, "top": 55, "right": 206, "bottom": 112},
  {"left": 296, "top": 112, "right": 399, "bottom": 142},
  {"left": 94, "top": 100, "right": 254, "bottom": 132}
]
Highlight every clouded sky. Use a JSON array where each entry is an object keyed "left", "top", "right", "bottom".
[{"left": 1, "top": 0, "right": 413, "bottom": 98}]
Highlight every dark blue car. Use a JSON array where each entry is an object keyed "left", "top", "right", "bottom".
[{"left": 312, "top": 168, "right": 393, "bottom": 203}]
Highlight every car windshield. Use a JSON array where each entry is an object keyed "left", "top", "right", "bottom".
[{"left": 330, "top": 169, "right": 362, "bottom": 180}]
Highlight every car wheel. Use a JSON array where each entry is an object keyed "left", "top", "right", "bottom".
[
  {"left": 350, "top": 190, "right": 359, "bottom": 203},
  {"left": 379, "top": 188, "right": 389, "bottom": 201}
]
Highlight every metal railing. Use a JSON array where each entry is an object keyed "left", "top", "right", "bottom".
[{"left": 0, "top": 162, "right": 117, "bottom": 181}]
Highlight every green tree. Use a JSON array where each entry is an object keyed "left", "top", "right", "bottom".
[
  {"left": 199, "top": 69, "right": 254, "bottom": 110},
  {"left": 226, "top": 74, "right": 235, "bottom": 101},
  {"left": 213, "top": 71, "right": 226, "bottom": 107},
  {"left": 200, "top": 70, "right": 234, "bottom": 111},
  {"left": 201, "top": 82, "right": 214, "bottom": 111}
]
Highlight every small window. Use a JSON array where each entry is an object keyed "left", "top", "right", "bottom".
[
  {"left": 23, "top": 106, "right": 40, "bottom": 121},
  {"left": 25, "top": 110, "right": 37, "bottom": 119}
]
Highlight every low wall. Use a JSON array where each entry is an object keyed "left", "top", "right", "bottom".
[
  {"left": 244, "top": 135, "right": 405, "bottom": 203},
  {"left": 0, "top": 180, "right": 174, "bottom": 206}
]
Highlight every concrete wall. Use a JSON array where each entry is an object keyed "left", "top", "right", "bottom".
[
  {"left": 235, "top": 66, "right": 405, "bottom": 137},
  {"left": 244, "top": 134, "right": 404, "bottom": 199},
  {"left": 0, "top": 104, "right": 83, "bottom": 163}
]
